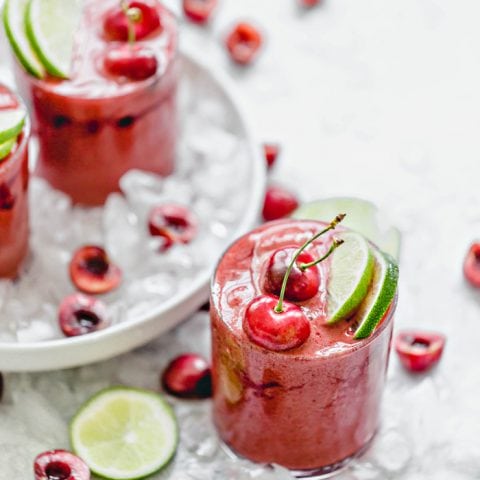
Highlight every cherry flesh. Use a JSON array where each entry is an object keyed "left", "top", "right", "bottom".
[
  {"left": 226, "top": 22, "right": 263, "bottom": 65},
  {"left": 148, "top": 204, "right": 198, "bottom": 251},
  {"left": 243, "top": 295, "right": 310, "bottom": 351},
  {"left": 0, "top": 183, "right": 15, "bottom": 210},
  {"left": 395, "top": 331, "right": 446, "bottom": 373},
  {"left": 104, "top": 44, "right": 158, "bottom": 81},
  {"left": 34, "top": 450, "right": 90, "bottom": 480},
  {"left": 69, "top": 246, "right": 122, "bottom": 295},
  {"left": 103, "top": 0, "right": 161, "bottom": 41},
  {"left": 264, "top": 247, "right": 320, "bottom": 302},
  {"left": 263, "top": 143, "right": 280, "bottom": 170},
  {"left": 183, "top": 0, "right": 217, "bottom": 24},
  {"left": 58, "top": 293, "right": 109, "bottom": 337},
  {"left": 161, "top": 353, "right": 212, "bottom": 399},
  {"left": 463, "top": 242, "right": 480, "bottom": 288},
  {"left": 262, "top": 185, "right": 299, "bottom": 221}
]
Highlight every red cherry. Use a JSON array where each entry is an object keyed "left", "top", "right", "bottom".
[
  {"left": 262, "top": 185, "right": 299, "bottom": 221},
  {"left": 395, "top": 331, "right": 446, "bottom": 373},
  {"left": 183, "top": 0, "right": 217, "bottom": 24},
  {"left": 58, "top": 293, "right": 109, "bottom": 337},
  {"left": 69, "top": 246, "right": 122, "bottom": 295},
  {"left": 148, "top": 204, "right": 198, "bottom": 251},
  {"left": 104, "top": 44, "right": 158, "bottom": 81},
  {"left": 225, "top": 22, "right": 263, "bottom": 65},
  {"left": 161, "top": 353, "right": 212, "bottom": 399},
  {"left": 264, "top": 247, "right": 320, "bottom": 302},
  {"left": 263, "top": 143, "right": 280, "bottom": 170},
  {"left": 243, "top": 295, "right": 310, "bottom": 351},
  {"left": 34, "top": 449, "right": 90, "bottom": 480},
  {"left": 299, "top": 0, "right": 321, "bottom": 7},
  {"left": 463, "top": 242, "right": 480, "bottom": 287},
  {"left": 103, "top": 0, "right": 161, "bottom": 41},
  {"left": 0, "top": 183, "right": 15, "bottom": 210}
]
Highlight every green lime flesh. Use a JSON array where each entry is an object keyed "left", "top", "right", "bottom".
[
  {"left": 0, "top": 108, "right": 26, "bottom": 144},
  {"left": 0, "top": 137, "right": 16, "bottom": 162}
]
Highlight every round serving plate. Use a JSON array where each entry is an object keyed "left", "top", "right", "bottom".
[{"left": 0, "top": 46, "right": 266, "bottom": 372}]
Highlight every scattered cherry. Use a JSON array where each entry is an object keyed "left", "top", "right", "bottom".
[
  {"left": 103, "top": 0, "right": 161, "bottom": 41},
  {"left": 299, "top": 0, "right": 321, "bottom": 7},
  {"left": 264, "top": 247, "right": 320, "bottom": 302},
  {"left": 34, "top": 449, "right": 90, "bottom": 480},
  {"left": 395, "top": 331, "right": 446, "bottom": 373},
  {"left": 225, "top": 22, "right": 263, "bottom": 65},
  {"left": 0, "top": 183, "right": 15, "bottom": 210},
  {"left": 463, "top": 242, "right": 480, "bottom": 288},
  {"left": 104, "top": 44, "right": 158, "bottom": 81},
  {"left": 161, "top": 353, "right": 212, "bottom": 399},
  {"left": 262, "top": 185, "right": 299, "bottom": 221},
  {"left": 244, "top": 295, "right": 310, "bottom": 351},
  {"left": 69, "top": 246, "right": 122, "bottom": 295},
  {"left": 58, "top": 293, "right": 109, "bottom": 337},
  {"left": 183, "top": 0, "right": 217, "bottom": 24},
  {"left": 148, "top": 204, "right": 198, "bottom": 250},
  {"left": 263, "top": 143, "right": 280, "bottom": 170}
]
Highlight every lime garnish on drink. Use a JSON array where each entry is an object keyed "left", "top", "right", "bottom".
[
  {"left": 0, "top": 107, "right": 26, "bottom": 144},
  {"left": 0, "top": 137, "right": 16, "bottom": 162},
  {"left": 70, "top": 387, "right": 179, "bottom": 480},
  {"left": 26, "top": 0, "right": 82, "bottom": 78},
  {"left": 353, "top": 249, "right": 399, "bottom": 339},
  {"left": 2, "top": 0, "right": 45, "bottom": 78},
  {"left": 326, "top": 231, "right": 374, "bottom": 324}
]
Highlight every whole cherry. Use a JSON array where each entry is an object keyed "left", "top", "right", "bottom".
[
  {"left": 299, "top": 0, "right": 321, "bottom": 7},
  {"left": 263, "top": 143, "right": 280, "bottom": 170},
  {"left": 34, "top": 449, "right": 90, "bottom": 480},
  {"left": 104, "top": 44, "right": 158, "bottom": 81},
  {"left": 225, "top": 22, "right": 263, "bottom": 65},
  {"left": 463, "top": 242, "right": 480, "bottom": 288},
  {"left": 183, "top": 0, "right": 217, "bottom": 24},
  {"left": 395, "top": 331, "right": 446, "bottom": 373},
  {"left": 161, "top": 353, "right": 212, "bottom": 399},
  {"left": 262, "top": 185, "right": 299, "bottom": 221}
]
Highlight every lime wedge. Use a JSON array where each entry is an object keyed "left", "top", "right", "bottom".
[
  {"left": 292, "top": 197, "right": 401, "bottom": 260},
  {"left": 0, "top": 137, "right": 16, "bottom": 162},
  {"left": 26, "top": 0, "right": 82, "bottom": 79},
  {"left": 327, "top": 231, "right": 374, "bottom": 324},
  {"left": 2, "top": 0, "right": 45, "bottom": 78},
  {"left": 353, "top": 249, "right": 399, "bottom": 339},
  {"left": 70, "top": 387, "right": 179, "bottom": 480},
  {"left": 0, "top": 107, "right": 26, "bottom": 144}
]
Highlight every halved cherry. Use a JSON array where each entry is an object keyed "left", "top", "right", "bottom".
[
  {"left": 34, "top": 450, "right": 90, "bottom": 480},
  {"left": 264, "top": 246, "right": 320, "bottom": 302},
  {"left": 225, "top": 22, "right": 263, "bottom": 65},
  {"left": 262, "top": 185, "right": 299, "bottom": 221},
  {"left": 263, "top": 143, "right": 280, "bottom": 170},
  {"left": 463, "top": 242, "right": 480, "bottom": 288},
  {"left": 243, "top": 295, "right": 310, "bottom": 351},
  {"left": 104, "top": 44, "right": 158, "bottom": 81},
  {"left": 0, "top": 183, "right": 15, "bottom": 211},
  {"left": 183, "top": 0, "right": 217, "bottom": 24},
  {"left": 148, "top": 204, "right": 198, "bottom": 251},
  {"left": 395, "top": 331, "right": 446, "bottom": 373},
  {"left": 103, "top": 0, "right": 161, "bottom": 41},
  {"left": 69, "top": 246, "right": 122, "bottom": 295}
]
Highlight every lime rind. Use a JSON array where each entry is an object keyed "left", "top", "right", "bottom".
[
  {"left": 70, "top": 386, "right": 179, "bottom": 480},
  {"left": 353, "top": 250, "right": 399, "bottom": 339},
  {"left": 327, "top": 232, "right": 375, "bottom": 324},
  {"left": 0, "top": 108, "right": 26, "bottom": 144},
  {"left": 0, "top": 137, "right": 16, "bottom": 161}
]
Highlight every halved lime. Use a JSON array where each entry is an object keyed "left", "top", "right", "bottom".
[
  {"left": 326, "top": 231, "right": 374, "bottom": 324},
  {"left": 70, "top": 387, "right": 179, "bottom": 480},
  {"left": 292, "top": 197, "right": 401, "bottom": 260},
  {"left": 0, "top": 107, "right": 26, "bottom": 144},
  {"left": 2, "top": 0, "right": 45, "bottom": 78},
  {"left": 0, "top": 137, "right": 16, "bottom": 162},
  {"left": 26, "top": 0, "right": 82, "bottom": 79},
  {"left": 353, "top": 249, "right": 399, "bottom": 339}
]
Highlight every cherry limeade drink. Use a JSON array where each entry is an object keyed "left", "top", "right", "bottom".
[
  {"left": 211, "top": 220, "right": 396, "bottom": 475},
  {"left": 0, "top": 86, "right": 30, "bottom": 278},
  {"left": 14, "top": 0, "right": 178, "bottom": 205}
]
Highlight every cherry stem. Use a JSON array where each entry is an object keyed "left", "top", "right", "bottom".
[
  {"left": 121, "top": 1, "right": 142, "bottom": 45},
  {"left": 299, "top": 238, "right": 344, "bottom": 270},
  {"left": 274, "top": 213, "right": 346, "bottom": 314}
]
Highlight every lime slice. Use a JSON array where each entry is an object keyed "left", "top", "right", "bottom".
[
  {"left": 0, "top": 137, "right": 16, "bottom": 162},
  {"left": 70, "top": 387, "right": 179, "bottom": 480},
  {"left": 326, "top": 231, "right": 374, "bottom": 324},
  {"left": 26, "top": 0, "right": 82, "bottom": 78},
  {"left": 0, "top": 107, "right": 26, "bottom": 144},
  {"left": 353, "top": 249, "right": 399, "bottom": 339},
  {"left": 2, "top": 0, "right": 45, "bottom": 78},
  {"left": 292, "top": 197, "right": 401, "bottom": 260}
]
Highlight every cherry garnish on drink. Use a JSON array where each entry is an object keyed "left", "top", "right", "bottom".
[
  {"left": 263, "top": 143, "right": 280, "bottom": 170},
  {"left": 69, "top": 246, "right": 122, "bottom": 295},
  {"left": 395, "top": 331, "right": 446, "bottom": 373},
  {"left": 183, "top": 0, "right": 217, "bottom": 24},
  {"left": 58, "top": 293, "right": 109, "bottom": 337},
  {"left": 226, "top": 22, "right": 263, "bottom": 65},
  {"left": 262, "top": 185, "right": 299, "bottom": 221},
  {"left": 463, "top": 242, "right": 480, "bottom": 288},
  {"left": 161, "top": 353, "right": 212, "bottom": 399},
  {"left": 34, "top": 449, "right": 90, "bottom": 480},
  {"left": 104, "top": 44, "right": 158, "bottom": 81}
]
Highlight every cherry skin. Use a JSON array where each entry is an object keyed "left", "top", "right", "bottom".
[
  {"left": 183, "top": 0, "right": 217, "bottom": 24},
  {"left": 225, "top": 22, "right": 263, "bottom": 65},
  {"left": 58, "top": 293, "right": 109, "bottom": 337},
  {"left": 104, "top": 44, "right": 158, "bottom": 81},
  {"left": 463, "top": 242, "right": 480, "bottom": 287},
  {"left": 262, "top": 185, "right": 299, "bottom": 221},
  {"left": 395, "top": 331, "right": 446, "bottom": 373},
  {"left": 161, "top": 353, "right": 212, "bottom": 399},
  {"left": 103, "top": 0, "right": 161, "bottom": 41},
  {"left": 69, "top": 246, "right": 122, "bottom": 295},
  {"left": 34, "top": 449, "right": 90, "bottom": 480},
  {"left": 243, "top": 295, "right": 311, "bottom": 351},
  {"left": 264, "top": 247, "right": 320, "bottom": 302},
  {"left": 263, "top": 143, "right": 280, "bottom": 170}
]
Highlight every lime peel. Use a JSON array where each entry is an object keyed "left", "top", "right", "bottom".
[
  {"left": 0, "top": 137, "right": 17, "bottom": 161},
  {"left": 0, "top": 108, "right": 26, "bottom": 144}
]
